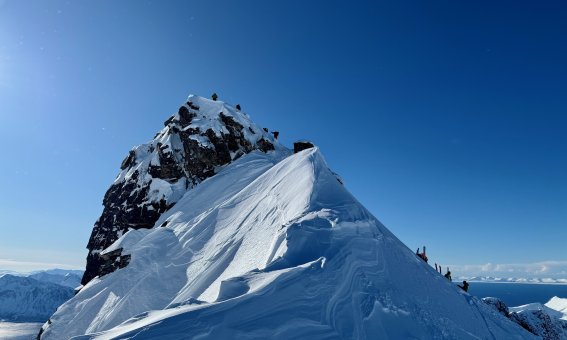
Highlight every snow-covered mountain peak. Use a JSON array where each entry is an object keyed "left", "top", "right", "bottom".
[
  {"left": 156, "top": 94, "right": 280, "bottom": 152},
  {"left": 82, "top": 94, "right": 285, "bottom": 286},
  {"left": 38, "top": 94, "right": 541, "bottom": 339}
]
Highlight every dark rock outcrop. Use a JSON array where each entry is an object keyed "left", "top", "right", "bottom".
[
  {"left": 293, "top": 140, "right": 314, "bottom": 153},
  {"left": 81, "top": 96, "right": 276, "bottom": 285},
  {"left": 482, "top": 297, "right": 510, "bottom": 317},
  {"left": 509, "top": 309, "right": 565, "bottom": 340}
]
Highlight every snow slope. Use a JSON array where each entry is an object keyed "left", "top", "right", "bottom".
[
  {"left": 0, "top": 274, "right": 74, "bottom": 322},
  {"left": 41, "top": 147, "right": 534, "bottom": 339}
]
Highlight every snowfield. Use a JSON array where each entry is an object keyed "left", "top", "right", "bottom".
[{"left": 40, "top": 144, "right": 536, "bottom": 339}]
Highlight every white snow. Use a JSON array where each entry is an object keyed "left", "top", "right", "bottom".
[
  {"left": 546, "top": 296, "right": 567, "bottom": 320},
  {"left": 100, "top": 229, "right": 152, "bottom": 256},
  {"left": 40, "top": 147, "right": 536, "bottom": 339},
  {"left": 188, "top": 134, "right": 213, "bottom": 149},
  {"left": 181, "top": 94, "right": 272, "bottom": 146},
  {"left": 510, "top": 296, "right": 567, "bottom": 321}
]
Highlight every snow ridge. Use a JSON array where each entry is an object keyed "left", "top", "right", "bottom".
[{"left": 41, "top": 147, "right": 535, "bottom": 339}]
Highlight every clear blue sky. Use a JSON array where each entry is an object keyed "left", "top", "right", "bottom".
[{"left": 0, "top": 1, "right": 565, "bottom": 276}]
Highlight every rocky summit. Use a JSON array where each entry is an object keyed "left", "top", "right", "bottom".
[{"left": 82, "top": 95, "right": 279, "bottom": 285}]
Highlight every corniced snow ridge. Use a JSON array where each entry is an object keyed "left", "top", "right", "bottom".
[{"left": 39, "top": 94, "right": 541, "bottom": 340}]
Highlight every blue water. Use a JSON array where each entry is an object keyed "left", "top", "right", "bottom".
[{"left": 467, "top": 282, "right": 567, "bottom": 307}]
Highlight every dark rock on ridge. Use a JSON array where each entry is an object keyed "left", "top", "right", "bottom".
[
  {"left": 293, "top": 140, "right": 314, "bottom": 153},
  {"left": 81, "top": 96, "right": 276, "bottom": 285}
]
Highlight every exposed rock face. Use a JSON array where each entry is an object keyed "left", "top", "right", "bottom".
[
  {"left": 82, "top": 95, "right": 278, "bottom": 285},
  {"left": 509, "top": 309, "right": 564, "bottom": 340},
  {"left": 482, "top": 297, "right": 510, "bottom": 317}
]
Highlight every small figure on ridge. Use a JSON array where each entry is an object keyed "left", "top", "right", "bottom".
[
  {"left": 416, "top": 246, "right": 428, "bottom": 263},
  {"left": 211, "top": 92, "right": 218, "bottom": 101},
  {"left": 457, "top": 280, "right": 469, "bottom": 292},
  {"left": 444, "top": 267, "right": 452, "bottom": 281}
]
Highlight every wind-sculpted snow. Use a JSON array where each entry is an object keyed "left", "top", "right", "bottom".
[{"left": 41, "top": 148, "right": 535, "bottom": 339}]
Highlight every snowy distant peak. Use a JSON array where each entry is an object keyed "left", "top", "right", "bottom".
[
  {"left": 35, "top": 269, "right": 84, "bottom": 277},
  {"left": 458, "top": 276, "right": 567, "bottom": 284},
  {"left": 546, "top": 297, "right": 567, "bottom": 320},
  {"left": 28, "top": 271, "right": 82, "bottom": 289},
  {"left": 483, "top": 296, "right": 567, "bottom": 340},
  {"left": 0, "top": 274, "right": 74, "bottom": 322},
  {"left": 82, "top": 94, "right": 284, "bottom": 286}
]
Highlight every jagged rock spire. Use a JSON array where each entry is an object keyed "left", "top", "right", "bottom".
[{"left": 82, "top": 95, "right": 278, "bottom": 285}]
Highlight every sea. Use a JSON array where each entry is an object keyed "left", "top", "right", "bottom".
[{"left": 467, "top": 282, "right": 567, "bottom": 307}]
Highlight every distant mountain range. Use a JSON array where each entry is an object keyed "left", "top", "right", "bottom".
[
  {"left": 458, "top": 276, "right": 567, "bottom": 284},
  {"left": 485, "top": 296, "right": 567, "bottom": 339},
  {"left": 28, "top": 270, "right": 83, "bottom": 289},
  {"left": 0, "top": 269, "right": 83, "bottom": 322}
]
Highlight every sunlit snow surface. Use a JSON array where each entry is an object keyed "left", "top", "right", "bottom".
[
  {"left": 545, "top": 297, "right": 567, "bottom": 320},
  {"left": 42, "top": 148, "right": 535, "bottom": 339}
]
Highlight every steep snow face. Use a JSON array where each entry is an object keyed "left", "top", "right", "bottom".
[
  {"left": 83, "top": 95, "right": 282, "bottom": 285},
  {"left": 41, "top": 148, "right": 534, "bottom": 339},
  {"left": 0, "top": 275, "right": 74, "bottom": 322}
]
